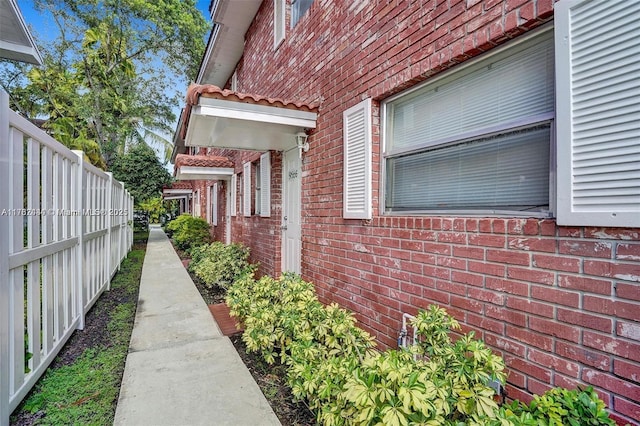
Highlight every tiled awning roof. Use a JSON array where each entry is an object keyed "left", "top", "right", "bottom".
[
  {"left": 186, "top": 84, "right": 319, "bottom": 115},
  {"left": 174, "top": 153, "right": 234, "bottom": 169},
  {"left": 163, "top": 181, "right": 193, "bottom": 190},
  {"left": 173, "top": 152, "right": 235, "bottom": 181},
  {"left": 178, "top": 84, "right": 319, "bottom": 153}
]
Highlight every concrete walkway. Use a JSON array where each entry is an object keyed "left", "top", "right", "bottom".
[{"left": 114, "top": 225, "right": 281, "bottom": 426}]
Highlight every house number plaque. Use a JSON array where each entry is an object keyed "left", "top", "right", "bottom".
[{"left": 289, "top": 170, "right": 298, "bottom": 179}]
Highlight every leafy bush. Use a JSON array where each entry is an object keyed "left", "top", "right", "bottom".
[
  {"left": 334, "top": 306, "right": 506, "bottom": 426},
  {"left": 227, "top": 275, "right": 616, "bottom": 426},
  {"left": 499, "top": 386, "right": 616, "bottom": 426},
  {"left": 138, "top": 196, "right": 167, "bottom": 224},
  {"left": 165, "top": 214, "right": 210, "bottom": 251},
  {"left": 226, "top": 272, "right": 377, "bottom": 423},
  {"left": 227, "top": 274, "right": 504, "bottom": 425},
  {"left": 189, "top": 242, "right": 256, "bottom": 289}
]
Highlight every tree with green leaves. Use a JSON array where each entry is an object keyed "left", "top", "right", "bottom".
[
  {"left": 110, "top": 142, "right": 172, "bottom": 205},
  {"left": 1, "top": 0, "right": 209, "bottom": 168}
]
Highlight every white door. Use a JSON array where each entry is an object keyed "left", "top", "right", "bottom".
[{"left": 282, "top": 148, "right": 302, "bottom": 274}]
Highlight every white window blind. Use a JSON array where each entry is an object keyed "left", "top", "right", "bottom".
[
  {"left": 387, "top": 125, "right": 550, "bottom": 211},
  {"left": 291, "top": 0, "right": 313, "bottom": 28},
  {"left": 230, "top": 174, "right": 237, "bottom": 217},
  {"left": 212, "top": 183, "right": 218, "bottom": 226},
  {"left": 555, "top": 0, "right": 640, "bottom": 227},
  {"left": 387, "top": 31, "right": 554, "bottom": 155},
  {"left": 274, "top": 0, "right": 285, "bottom": 47},
  {"left": 243, "top": 162, "right": 251, "bottom": 217},
  {"left": 260, "top": 152, "right": 271, "bottom": 217},
  {"left": 384, "top": 30, "right": 554, "bottom": 214},
  {"left": 343, "top": 98, "right": 372, "bottom": 219}
]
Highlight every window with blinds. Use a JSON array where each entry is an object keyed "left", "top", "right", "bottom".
[
  {"left": 291, "top": 0, "right": 313, "bottom": 28},
  {"left": 384, "top": 29, "right": 555, "bottom": 214}
]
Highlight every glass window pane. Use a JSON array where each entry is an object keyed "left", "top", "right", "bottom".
[
  {"left": 386, "top": 125, "right": 551, "bottom": 211},
  {"left": 388, "top": 31, "right": 554, "bottom": 153},
  {"left": 291, "top": 0, "right": 314, "bottom": 27}
]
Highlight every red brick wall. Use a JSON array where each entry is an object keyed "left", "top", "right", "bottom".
[
  {"left": 193, "top": 149, "right": 283, "bottom": 277},
  {"left": 194, "top": 0, "right": 640, "bottom": 422}
]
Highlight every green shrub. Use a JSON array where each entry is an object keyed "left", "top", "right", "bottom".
[
  {"left": 138, "top": 196, "right": 167, "bottom": 224},
  {"left": 189, "top": 242, "right": 256, "bottom": 289},
  {"left": 499, "top": 386, "right": 616, "bottom": 426},
  {"left": 165, "top": 214, "right": 210, "bottom": 251},
  {"left": 227, "top": 275, "right": 615, "bottom": 426},
  {"left": 227, "top": 273, "right": 377, "bottom": 424},
  {"left": 332, "top": 306, "right": 506, "bottom": 426}
]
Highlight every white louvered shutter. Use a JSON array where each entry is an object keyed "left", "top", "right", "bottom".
[
  {"left": 555, "top": 0, "right": 640, "bottom": 227},
  {"left": 343, "top": 98, "right": 372, "bottom": 219},
  {"left": 230, "top": 174, "right": 237, "bottom": 217},
  {"left": 212, "top": 183, "right": 218, "bottom": 226},
  {"left": 274, "top": 0, "right": 285, "bottom": 48},
  {"left": 206, "top": 186, "right": 211, "bottom": 224},
  {"left": 260, "top": 152, "right": 271, "bottom": 217},
  {"left": 243, "top": 162, "right": 252, "bottom": 217}
]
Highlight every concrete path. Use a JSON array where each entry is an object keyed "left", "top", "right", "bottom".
[{"left": 114, "top": 225, "right": 281, "bottom": 426}]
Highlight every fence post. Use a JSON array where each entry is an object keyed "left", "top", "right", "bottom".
[
  {"left": 0, "top": 89, "right": 11, "bottom": 426},
  {"left": 73, "top": 151, "right": 85, "bottom": 330},
  {"left": 119, "top": 184, "right": 125, "bottom": 268},
  {"left": 105, "top": 172, "right": 113, "bottom": 290}
]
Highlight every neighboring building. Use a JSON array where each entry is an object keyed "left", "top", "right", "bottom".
[
  {"left": 0, "top": 0, "right": 43, "bottom": 65},
  {"left": 171, "top": 0, "right": 640, "bottom": 423}
]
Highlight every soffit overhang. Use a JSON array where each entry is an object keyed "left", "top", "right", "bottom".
[
  {"left": 0, "top": 0, "right": 43, "bottom": 65},
  {"left": 162, "top": 182, "right": 193, "bottom": 199},
  {"left": 196, "top": 0, "right": 262, "bottom": 86},
  {"left": 182, "top": 84, "right": 319, "bottom": 152}
]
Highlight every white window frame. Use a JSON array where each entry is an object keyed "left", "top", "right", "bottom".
[
  {"left": 231, "top": 70, "right": 238, "bottom": 91},
  {"left": 230, "top": 174, "right": 237, "bottom": 217},
  {"left": 212, "top": 183, "right": 218, "bottom": 226},
  {"left": 274, "top": 0, "right": 285, "bottom": 48},
  {"left": 291, "top": 0, "right": 313, "bottom": 28},
  {"left": 255, "top": 162, "right": 261, "bottom": 216},
  {"left": 194, "top": 189, "right": 201, "bottom": 218},
  {"left": 243, "top": 162, "right": 252, "bottom": 217},
  {"left": 260, "top": 152, "right": 271, "bottom": 217},
  {"left": 381, "top": 27, "right": 555, "bottom": 218},
  {"left": 206, "top": 185, "right": 212, "bottom": 224}
]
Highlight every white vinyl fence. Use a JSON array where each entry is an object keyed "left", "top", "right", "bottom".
[{"left": 0, "top": 89, "right": 134, "bottom": 425}]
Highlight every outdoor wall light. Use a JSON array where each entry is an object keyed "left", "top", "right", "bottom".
[{"left": 295, "top": 131, "right": 309, "bottom": 158}]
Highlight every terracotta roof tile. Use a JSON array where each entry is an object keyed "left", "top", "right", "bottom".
[
  {"left": 174, "top": 154, "right": 234, "bottom": 169},
  {"left": 163, "top": 181, "right": 193, "bottom": 190},
  {"left": 186, "top": 84, "right": 319, "bottom": 112},
  {"left": 180, "top": 84, "right": 320, "bottom": 140}
]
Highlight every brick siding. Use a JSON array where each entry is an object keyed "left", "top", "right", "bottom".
[{"left": 186, "top": 1, "right": 640, "bottom": 423}]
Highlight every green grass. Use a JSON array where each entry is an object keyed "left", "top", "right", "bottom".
[{"left": 11, "top": 232, "right": 147, "bottom": 425}]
